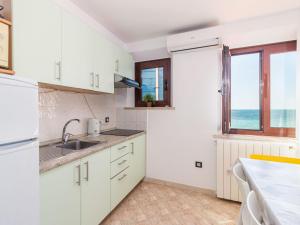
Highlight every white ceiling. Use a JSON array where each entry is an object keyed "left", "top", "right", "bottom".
[{"left": 70, "top": 0, "right": 300, "bottom": 43}]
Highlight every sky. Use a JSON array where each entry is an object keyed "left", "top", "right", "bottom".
[{"left": 231, "top": 51, "right": 296, "bottom": 110}]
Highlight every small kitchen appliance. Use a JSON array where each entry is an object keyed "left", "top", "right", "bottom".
[{"left": 88, "top": 118, "right": 101, "bottom": 136}]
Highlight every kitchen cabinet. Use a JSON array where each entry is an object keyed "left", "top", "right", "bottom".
[
  {"left": 128, "top": 135, "right": 146, "bottom": 189},
  {"left": 113, "top": 45, "right": 134, "bottom": 79},
  {"left": 110, "top": 134, "right": 146, "bottom": 210},
  {"left": 81, "top": 149, "right": 110, "bottom": 225},
  {"left": 40, "top": 160, "right": 81, "bottom": 225},
  {"left": 92, "top": 32, "right": 114, "bottom": 93},
  {"left": 41, "top": 134, "right": 146, "bottom": 225},
  {"left": 40, "top": 148, "right": 110, "bottom": 225},
  {"left": 121, "top": 51, "right": 134, "bottom": 80},
  {"left": 61, "top": 10, "right": 94, "bottom": 90},
  {"left": 111, "top": 166, "right": 131, "bottom": 210},
  {"left": 13, "top": 0, "right": 62, "bottom": 84},
  {"left": 13, "top": 0, "right": 133, "bottom": 93}
]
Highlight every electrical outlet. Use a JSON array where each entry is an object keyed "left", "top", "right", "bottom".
[
  {"left": 195, "top": 161, "right": 202, "bottom": 168},
  {"left": 105, "top": 117, "right": 109, "bottom": 123}
]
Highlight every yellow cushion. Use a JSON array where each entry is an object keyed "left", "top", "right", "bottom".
[{"left": 250, "top": 154, "right": 300, "bottom": 165}]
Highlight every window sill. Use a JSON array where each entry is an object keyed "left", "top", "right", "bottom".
[
  {"left": 124, "top": 107, "right": 175, "bottom": 111},
  {"left": 213, "top": 133, "right": 297, "bottom": 143}
]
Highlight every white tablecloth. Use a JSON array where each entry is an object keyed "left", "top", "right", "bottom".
[{"left": 239, "top": 158, "right": 300, "bottom": 225}]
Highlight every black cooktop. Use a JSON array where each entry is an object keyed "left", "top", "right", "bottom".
[{"left": 101, "top": 129, "right": 143, "bottom": 137}]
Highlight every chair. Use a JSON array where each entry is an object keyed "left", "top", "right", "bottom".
[
  {"left": 242, "top": 191, "right": 264, "bottom": 225},
  {"left": 232, "top": 162, "right": 251, "bottom": 225}
]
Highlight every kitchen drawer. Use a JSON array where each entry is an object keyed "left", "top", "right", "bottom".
[
  {"left": 111, "top": 167, "right": 130, "bottom": 210},
  {"left": 111, "top": 141, "right": 129, "bottom": 162},
  {"left": 111, "top": 153, "right": 130, "bottom": 178}
]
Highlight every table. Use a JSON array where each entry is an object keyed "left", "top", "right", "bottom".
[{"left": 239, "top": 158, "right": 300, "bottom": 225}]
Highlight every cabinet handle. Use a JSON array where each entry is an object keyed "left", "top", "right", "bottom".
[
  {"left": 84, "top": 161, "right": 89, "bottom": 181},
  {"left": 76, "top": 165, "right": 81, "bottom": 186},
  {"left": 118, "top": 173, "right": 127, "bottom": 181},
  {"left": 96, "top": 74, "right": 100, "bottom": 88},
  {"left": 131, "top": 142, "right": 134, "bottom": 154},
  {"left": 55, "top": 61, "right": 62, "bottom": 80},
  {"left": 118, "top": 160, "right": 127, "bottom": 166},
  {"left": 90, "top": 72, "right": 95, "bottom": 87},
  {"left": 118, "top": 146, "right": 127, "bottom": 151}
]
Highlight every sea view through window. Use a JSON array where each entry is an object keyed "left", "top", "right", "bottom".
[{"left": 230, "top": 43, "right": 296, "bottom": 132}]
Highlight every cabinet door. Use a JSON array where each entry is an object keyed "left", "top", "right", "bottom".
[
  {"left": 129, "top": 135, "right": 146, "bottom": 189},
  {"left": 62, "top": 10, "right": 94, "bottom": 90},
  {"left": 81, "top": 149, "right": 110, "bottom": 225},
  {"left": 40, "top": 161, "right": 81, "bottom": 225},
  {"left": 120, "top": 51, "right": 134, "bottom": 79},
  {"left": 13, "top": 0, "right": 62, "bottom": 83},
  {"left": 93, "top": 33, "right": 114, "bottom": 93},
  {"left": 111, "top": 167, "right": 130, "bottom": 210}
]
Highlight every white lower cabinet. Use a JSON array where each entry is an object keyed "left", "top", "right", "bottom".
[
  {"left": 81, "top": 149, "right": 110, "bottom": 225},
  {"left": 40, "top": 134, "right": 146, "bottom": 225},
  {"left": 40, "top": 160, "right": 81, "bottom": 225},
  {"left": 110, "top": 135, "right": 146, "bottom": 210},
  {"left": 128, "top": 135, "right": 146, "bottom": 189},
  {"left": 111, "top": 167, "right": 131, "bottom": 210},
  {"left": 40, "top": 148, "right": 110, "bottom": 225}
]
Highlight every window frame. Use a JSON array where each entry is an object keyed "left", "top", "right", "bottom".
[
  {"left": 135, "top": 58, "right": 171, "bottom": 107},
  {"left": 223, "top": 41, "right": 297, "bottom": 137}
]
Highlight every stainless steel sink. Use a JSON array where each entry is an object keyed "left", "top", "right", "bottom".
[{"left": 56, "top": 140, "right": 100, "bottom": 150}]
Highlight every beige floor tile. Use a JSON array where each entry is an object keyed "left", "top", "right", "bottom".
[{"left": 101, "top": 181, "right": 240, "bottom": 225}]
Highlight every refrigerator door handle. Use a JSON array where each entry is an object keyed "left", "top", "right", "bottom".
[{"left": 0, "top": 139, "right": 38, "bottom": 155}]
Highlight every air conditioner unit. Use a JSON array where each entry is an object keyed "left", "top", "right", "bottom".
[{"left": 167, "top": 36, "right": 221, "bottom": 53}]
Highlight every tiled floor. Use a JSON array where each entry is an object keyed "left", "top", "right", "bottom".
[{"left": 101, "top": 181, "right": 240, "bottom": 225}]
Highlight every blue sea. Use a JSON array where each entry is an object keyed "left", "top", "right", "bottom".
[{"left": 231, "top": 109, "right": 296, "bottom": 130}]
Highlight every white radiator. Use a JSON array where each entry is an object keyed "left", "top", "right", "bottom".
[{"left": 216, "top": 136, "right": 298, "bottom": 202}]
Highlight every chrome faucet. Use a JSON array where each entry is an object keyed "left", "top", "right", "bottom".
[{"left": 62, "top": 119, "right": 80, "bottom": 144}]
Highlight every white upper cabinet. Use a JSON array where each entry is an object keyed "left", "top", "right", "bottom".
[
  {"left": 92, "top": 32, "right": 115, "bottom": 93},
  {"left": 13, "top": 0, "right": 133, "bottom": 93},
  {"left": 61, "top": 11, "right": 94, "bottom": 90},
  {"left": 120, "top": 51, "right": 134, "bottom": 80},
  {"left": 13, "top": 0, "right": 62, "bottom": 84},
  {"left": 113, "top": 45, "right": 134, "bottom": 79}
]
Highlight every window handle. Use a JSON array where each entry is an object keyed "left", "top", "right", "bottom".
[
  {"left": 218, "top": 88, "right": 225, "bottom": 96},
  {"left": 164, "top": 80, "right": 168, "bottom": 91}
]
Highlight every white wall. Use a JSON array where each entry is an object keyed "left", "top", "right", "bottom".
[
  {"left": 129, "top": 9, "right": 300, "bottom": 60},
  {"left": 127, "top": 9, "right": 300, "bottom": 191},
  {"left": 146, "top": 48, "right": 221, "bottom": 190}
]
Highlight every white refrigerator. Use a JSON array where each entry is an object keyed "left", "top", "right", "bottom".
[{"left": 0, "top": 75, "right": 39, "bottom": 225}]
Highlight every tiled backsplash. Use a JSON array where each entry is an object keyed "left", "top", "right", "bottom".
[
  {"left": 39, "top": 88, "right": 147, "bottom": 142},
  {"left": 116, "top": 108, "right": 147, "bottom": 130},
  {"left": 39, "top": 88, "right": 116, "bottom": 142}
]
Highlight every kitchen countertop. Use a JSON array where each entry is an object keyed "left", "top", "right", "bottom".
[{"left": 39, "top": 132, "right": 145, "bottom": 174}]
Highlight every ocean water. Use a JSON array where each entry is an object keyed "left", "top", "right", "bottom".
[{"left": 231, "top": 109, "right": 296, "bottom": 130}]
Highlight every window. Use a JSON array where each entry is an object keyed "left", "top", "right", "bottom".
[
  {"left": 222, "top": 41, "right": 297, "bottom": 137},
  {"left": 135, "top": 58, "right": 171, "bottom": 107}
]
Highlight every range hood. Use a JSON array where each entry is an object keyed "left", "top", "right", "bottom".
[{"left": 114, "top": 74, "right": 140, "bottom": 89}]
